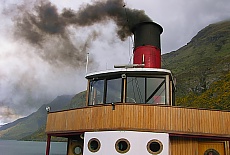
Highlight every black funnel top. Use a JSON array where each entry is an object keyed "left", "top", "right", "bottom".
[{"left": 132, "top": 22, "right": 163, "bottom": 49}]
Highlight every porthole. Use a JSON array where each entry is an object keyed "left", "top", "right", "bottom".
[
  {"left": 147, "top": 139, "right": 163, "bottom": 154},
  {"left": 204, "top": 149, "right": 220, "bottom": 155},
  {"left": 88, "top": 138, "right": 101, "bottom": 152},
  {"left": 73, "top": 145, "right": 82, "bottom": 155},
  {"left": 115, "top": 138, "right": 130, "bottom": 154}
]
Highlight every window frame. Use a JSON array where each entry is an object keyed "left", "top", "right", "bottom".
[
  {"left": 125, "top": 75, "right": 166, "bottom": 104},
  {"left": 87, "top": 73, "right": 168, "bottom": 106},
  {"left": 88, "top": 76, "right": 124, "bottom": 105}
]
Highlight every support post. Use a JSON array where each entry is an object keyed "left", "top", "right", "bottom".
[{"left": 46, "top": 135, "right": 51, "bottom": 155}]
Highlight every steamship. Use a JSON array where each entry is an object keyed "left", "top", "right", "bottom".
[{"left": 45, "top": 22, "right": 230, "bottom": 155}]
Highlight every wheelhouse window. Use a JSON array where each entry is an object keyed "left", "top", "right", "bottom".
[
  {"left": 126, "top": 77, "right": 145, "bottom": 103},
  {"left": 88, "top": 78, "right": 122, "bottom": 105},
  {"left": 126, "top": 77, "right": 166, "bottom": 104},
  {"left": 146, "top": 78, "right": 166, "bottom": 104},
  {"left": 106, "top": 78, "right": 122, "bottom": 103},
  {"left": 87, "top": 73, "right": 169, "bottom": 105},
  {"left": 88, "top": 79, "right": 104, "bottom": 105}
]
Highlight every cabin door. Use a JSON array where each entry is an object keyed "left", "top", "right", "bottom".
[{"left": 198, "top": 142, "right": 226, "bottom": 155}]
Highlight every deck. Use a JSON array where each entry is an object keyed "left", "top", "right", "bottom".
[{"left": 46, "top": 103, "right": 230, "bottom": 139}]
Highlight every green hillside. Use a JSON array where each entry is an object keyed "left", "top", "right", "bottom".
[
  {"left": 67, "top": 91, "right": 87, "bottom": 109},
  {"left": 0, "top": 111, "right": 46, "bottom": 140},
  {"left": 162, "top": 20, "right": 230, "bottom": 99},
  {"left": 176, "top": 71, "right": 230, "bottom": 110},
  {"left": 0, "top": 95, "right": 74, "bottom": 140},
  {"left": 20, "top": 93, "right": 86, "bottom": 141}
]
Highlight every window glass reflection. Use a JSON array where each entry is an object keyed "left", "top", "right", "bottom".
[
  {"left": 126, "top": 77, "right": 166, "bottom": 104},
  {"left": 146, "top": 78, "right": 165, "bottom": 104},
  {"left": 88, "top": 80, "right": 104, "bottom": 105},
  {"left": 106, "top": 78, "right": 122, "bottom": 103},
  {"left": 126, "top": 77, "right": 145, "bottom": 103}
]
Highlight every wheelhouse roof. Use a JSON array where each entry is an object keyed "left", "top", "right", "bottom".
[{"left": 85, "top": 68, "right": 173, "bottom": 79}]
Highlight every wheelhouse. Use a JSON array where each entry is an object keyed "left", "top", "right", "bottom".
[{"left": 86, "top": 68, "right": 175, "bottom": 106}]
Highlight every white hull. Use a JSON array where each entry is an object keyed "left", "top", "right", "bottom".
[{"left": 83, "top": 131, "right": 169, "bottom": 155}]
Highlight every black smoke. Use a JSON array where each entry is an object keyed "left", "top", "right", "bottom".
[
  {"left": 61, "top": 0, "right": 152, "bottom": 40},
  {"left": 12, "top": 0, "right": 152, "bottom": 67}
]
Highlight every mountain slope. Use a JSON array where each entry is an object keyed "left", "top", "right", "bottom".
[
  {"left": 0, "top": 117, "right": 28, "bottom": 131},
  {"left": 67, "top": 91, "right": 87, "bottom": 109},
  {"left": 0, "top": 95, "right": 74, "bottom": 140},
  {"left": 162, "top": 20, "right": 230, "bottom": 97},
  {"left": 20, "top": 92, "right": 86, "bottom": 141},
  {"left": 176, "top": 71, "right": 230, "bottom": 110}
]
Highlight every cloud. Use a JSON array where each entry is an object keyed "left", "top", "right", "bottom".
[
  {"left": 0, "top": 38, "right": 87, "bottom": 116},
  {"left": 0, "top": 106, "right": 21, "bottom": 125}
]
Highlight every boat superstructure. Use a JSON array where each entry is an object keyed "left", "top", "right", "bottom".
[{"left": 45, "top": 22, "right": 230, "bottom": 155}]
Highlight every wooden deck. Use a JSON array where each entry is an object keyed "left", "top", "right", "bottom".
[{"left": 46, "top": 103, "right": 230, "bottom": 138}]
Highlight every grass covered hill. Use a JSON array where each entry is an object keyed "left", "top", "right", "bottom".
[
  {"left": 0, "top": 95, "right": 74, "bottom": 140},
  {"left": 20, "top": 93, "right": 86, "bottom": 141},
  {"left": 176, "top": 71, "right": 230, "bottom": 110},
  {"left": 162, "top": 20, "right": 230, "bottom": 99}
]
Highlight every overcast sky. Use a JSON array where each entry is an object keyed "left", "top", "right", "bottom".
[{"left": 0, "top": 0, "right": 230, "bottom": 125}]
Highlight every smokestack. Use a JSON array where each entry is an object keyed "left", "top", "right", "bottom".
[{"left": 132, "top": 22, "right": 163, "bottom": 68}]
